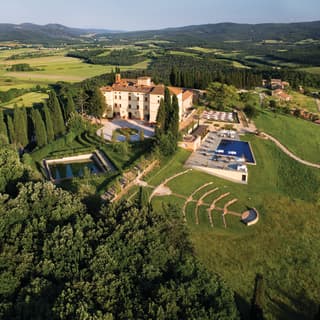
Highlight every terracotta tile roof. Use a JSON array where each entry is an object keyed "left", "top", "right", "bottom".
[
  {"left": 182, "top": 90, "right": 193, "bottom": 101},
  {"left": 112, "top": 84, "right": 152, "bottom": 93},
  {"left": 101, "top": 76, "right": 193, "bottom": 98},
  {"left": 150, "top": 85, "right": 165, "bottom": 95},
  {"left": 168, "top": 86, "right": 183, "bottom": 96},
  {"left": 101, "top": 86, "right": 113, "bottom": 92}
]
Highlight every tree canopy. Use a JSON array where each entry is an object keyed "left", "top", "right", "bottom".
[
  {"left": 155, "top": 88, "right": 180, "bottom": 156},
  {"left": 206, "top": 82, "right": 240, "bottom": 110},
  {"left": 0, "top": 146, "right": 239, "bottom": 320},
  {"left": 47, "top": 90, "right": 66, "bottom": 137}
]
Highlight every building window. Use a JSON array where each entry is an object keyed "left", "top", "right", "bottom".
[
  {"left": 145, "top": 105, "right": 148, "bottom": 111},
  {"left": 137, "top": 105, "right": 139, "bottom": 110},
  {"left": 119, "top": 96, "right": 121, "bottom": 100},
  {"left": 157, "top": 99, "right": 160, "bottom": 103},
  {"left": 137, "top": 97, "right": 139, "bottom": 101},
  {"left": 145, "top": 97, "right": 148, "bottom": 102},
  {"left": 119, "top": 104, "right": 121, "bottom": 108},
  {"left": 115, "top": 103, "right": 118, "bottom": 107},
  {"left": 115, "top": 96, "right": 117, "bottom": 100},
  {"left": 129, "top": 96, "right": 131, "bottom": 101},
  {"left": 129, "top": 104, "right": 132, "bottom": 109}
]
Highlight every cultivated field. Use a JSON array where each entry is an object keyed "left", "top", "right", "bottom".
[{"left": 0, "top": 46, "right": 150, "bottom": 106}]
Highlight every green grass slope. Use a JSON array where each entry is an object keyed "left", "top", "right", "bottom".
[
  {"left": 255, "top": 111, "right": 320, "bottom": 164},
  {"left": 144, "top": 135, "right": 320, "bottom": 319}
]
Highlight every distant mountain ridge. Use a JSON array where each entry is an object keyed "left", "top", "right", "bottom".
[
  {"left": 0, "top": 23, "right": 121, "bottom": 42},
  {"left": 105, "top": 20, "right": 320, "bottom": 43},
  {"left": 0, "top": 21, "right": 320, "bottom": 44}
]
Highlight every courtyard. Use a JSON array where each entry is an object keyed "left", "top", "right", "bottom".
[{"left": 99, "top": 119, "right": 155, "bottom": 142}]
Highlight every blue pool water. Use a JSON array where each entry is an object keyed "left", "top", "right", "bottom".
[{"left": 215, "top": 139, "right": 255, "bottom": 163}]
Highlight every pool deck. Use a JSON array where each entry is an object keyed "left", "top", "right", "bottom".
[{"left": 185, "top": 131, "right": 254, "bottom": 184}]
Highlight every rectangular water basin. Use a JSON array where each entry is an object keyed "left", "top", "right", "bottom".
[
  {"left": 44, "top": 151, "right": 115, "bottom": 182},
  {"left": 215, "top": 139, "right": 255, "bottom": 164}
]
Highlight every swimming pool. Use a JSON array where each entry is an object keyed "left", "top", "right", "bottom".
[{"left": 215, "top": 139, "right": 255, "bottom": 164}]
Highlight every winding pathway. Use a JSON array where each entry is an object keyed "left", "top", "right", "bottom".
[
  {"left": 316, "top": 98, "right": 320, "bottom": 113},
  {"left": 261, "top": 132, "right": 320, "bottom": 169}
]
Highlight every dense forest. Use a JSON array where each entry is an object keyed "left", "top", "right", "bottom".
[
  {"left": 67, "top": 49, "right": 146, "bottom": 66},
  {"left": 0, "top": 146, "right": 239, "bottom": 320},
  {"left": 149, "top": 55, "right": 262, "bottom": 89}
]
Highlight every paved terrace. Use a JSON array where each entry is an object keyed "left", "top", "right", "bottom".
[
  {"left": 99, "top": 119, "right": 155, "bottom": 142},
  {"left": 185, "top": 131, "right": 242, "bottom": 171}
]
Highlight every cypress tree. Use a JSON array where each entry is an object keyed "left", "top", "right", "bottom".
[
  {"left": 65, "top": 93, "right": 76, "bottom": 120},
  {"left": 13, "top": 106, "right": 28, "bottom": 148},
  {"left": 169, "top": 94, "right": 180, "bottom": 141},
  {"left": 31, "top": 109, "right": 47, "bottom": 147},
  {"left": 6, "top": 115, "right": 15, "bottom": 144},
  {"left": 47, "top": 90, "right": 65, "bottom": 137},
  {"left": 155, "top": 98, "right": 166, "bottom": 137},
  {"left": 0, "top": 111, "right": 9, "bottom": 144},
  {"left": 21, "top": 107, "right": 28, "bottom": 144},
  {"left": 43, "top": 104, "right": 54, "bottom": 143},
  {"left": 136, "top": 187, "right": 149, "bottom": 210},
  {"left": 169, "top": 66, "right": 177, "bottom": 86},
  {"left": 87, "top": 87, "right": 105, "bottom": 119},
  {"left": 164, "top": 87, "right": 172, "bottom": 132}
]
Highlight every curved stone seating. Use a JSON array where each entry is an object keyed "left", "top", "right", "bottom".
[{"left": 241, "top": 208, "right": 259, "bottom": 226}]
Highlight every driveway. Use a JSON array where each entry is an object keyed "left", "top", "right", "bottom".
[{"left": 98, "top": 119, "right": 155, "bottom": 142}]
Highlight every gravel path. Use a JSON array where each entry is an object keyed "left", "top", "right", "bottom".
[
  {"left": 316, "top": 98, "right": 320, "bottom": 112},
  {"left": 262, "top": 132, "right": 320, "bottom": 169}
]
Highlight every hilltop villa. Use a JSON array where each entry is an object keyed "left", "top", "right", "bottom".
[{"left": 101, "top": 74, "right": 193, "bottom": 122}]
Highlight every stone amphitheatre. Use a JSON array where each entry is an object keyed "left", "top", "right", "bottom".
[{"left": 134, "top": 169, "right": 259, "bottom": 228}]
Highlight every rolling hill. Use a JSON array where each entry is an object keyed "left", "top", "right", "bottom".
[
  {"left": 1, "top": 20, "right": 320, "bottom": 45},
  {"left": 0, "top": 23, "right": 119, "bottom": 42},
  {"left": 104, "top": 21, "right": 320, "bottom": 44}
]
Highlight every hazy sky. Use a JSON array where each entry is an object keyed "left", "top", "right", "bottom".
[{"left": 1, "top": 0, "right": 320, "bottom": 30}]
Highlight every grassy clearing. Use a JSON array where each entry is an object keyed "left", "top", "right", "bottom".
[
  {"left": 255, "top": 110, "right": 320, "bottom": 163},
  {"left": 146, "top": 134, "right": 320, "bottom": 319},
  {"left": 0, "top": 92, "right": 48, "bottom": 109},
  {"left": 168, "top": 50, "right": 198, "bottom": 57},
  {"left": 289, "top": 90, "right": 318, "bottom": 113},
  {"left": 231, "top": 60, "right": 250, "bottom": 69},
  {"left": 187, "top": 47, "right": 221, "bottom": 53},
  {"left": 299, "top": 67, "right": 320, "bottom": 75}
]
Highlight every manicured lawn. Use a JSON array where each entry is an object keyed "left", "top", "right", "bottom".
[
  {"left": 146, "top": 135, "right": 320, "bottom": 319},
  {"left": 0, "top": 92, "right": 48, "bottom": 109},
  {"left": 255, "top": 110, "right": 320, "bottom": 163}
]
